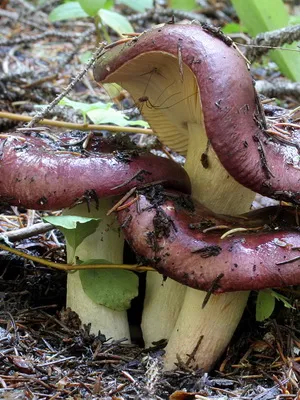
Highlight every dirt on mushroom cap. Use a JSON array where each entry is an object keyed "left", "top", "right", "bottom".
[
  {"left": 118, "top": 190, "right": 300, "bottom": 292},
  {"left": 94, "top": 22, "right": 300, "bottom": 204},
  {"left": 0, "top": 133, "right": 191, "bottom": 210}
]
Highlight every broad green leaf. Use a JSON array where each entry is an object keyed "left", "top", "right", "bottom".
[
  {"left": 289, "top": 16, "right": 300, "bottom": 25},
  {"left": 270, "top": 290, "right": 294, "bottom": 309},
  {"left": 78, "top": 50, "right": 92, "bottom": 64},
  {"left": 49, "top": 2, "right": 88, "bottom": 22},
  {"left": 59, "top": 97, "right": 110, "bottom": 114},
  {"left": 79, "top": 263, "right": 138, "bottom": 311},
  {"left": 222, "top": 23, "right": 247, "bottom": 34},
  {"left": 78, "top": 0, "right": 107, "bottom": 16},
  {"left": 87, "top": 107, "right": 149, "bottom": 127},
  {"left": 126, "top": 119, "right": 149, "bottom": 127},
  {"left": 59, "top": 97, "right": 149, "bottom": 127},
  {"left": 231, "top": 0, "right": 300, "bottom": 81},
  {"left": 103, "top": 0, "right": 114, "bottom": 9},
  {"left": 79, "top": 258, "right": 111, "bottom": 264},
  {"left": 99, "top": 9, "right": 134, "bottom": 36},
  {"left": 43, "top": 215, "right": 100, "bottom": 253},
  {"left": 119, "top": 0, "right": 153, "bottom": 12},
  {"left": 256, "top": 289, "right": 276, "bottom": 321},
  {"left": 169, "top": 0, "right": 198, "bottom": 11}
]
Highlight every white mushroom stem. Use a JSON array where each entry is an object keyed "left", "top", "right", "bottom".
[
  {"left": 142, "top": 275, "right": 186, "bottom": 346},
  {"left": 163, "top": 123, "right": 254, "bottom": 371},
  {"left": 65, "top": 199, "right": 130, "bottom": 340}
]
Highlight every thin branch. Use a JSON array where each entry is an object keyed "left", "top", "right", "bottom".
[
  {"left": 127, "top": 8, "right": 208, "bottom": 24},
  {"left": 61, "top": 27, "right": 95, "bottom": 66},
  {"left": 0, "top": 31, "right": 84, "bottom": 46},
  {"left": 22, "top": 0, "right": 60, "bottom": 17},
  {"left": 0, "top": 243, "right": 154, "bottom": 272},
  {"left": 0, "top": 111, "right": 153, "bottom": 135},
  {"left": 0, "top": 222, "right": 54, "bottom": 242},
  {"left": 256, "top": 79, "right": 300, "bottom": 101},
  {"left": 27, "top": 44, "right": 106, "bottom": 128},
  {"left": 0, "top": 9, "right": 18, "bottom": 20},
  {"left": 244, "top": 24, "right": 300, "bottom": 61}
]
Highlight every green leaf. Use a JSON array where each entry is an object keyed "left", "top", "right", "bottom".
[
  {"left": 103, "top": 0, "right": 114, "bottom": 9},
  {"left": 270, "top": 290, "right": 294, "bottom": 309},
  {"left": 99, "top": 9, "right": 134, "bottom": 36},
  {"left": 87, "top": 107, "right": 149, "bottom": 127},
  {"left": 49, "top": 2, "right": 88, "bottom": 22},
  {"left": 78, "top": 50, "right": 93, "bottom": 64},
  {"left": 59, "top": 97, "right": 110, "bottom": 114},
  {"left": 127, "top": 119, "right": 149, "bottom": 127},
  {"left": 79, "top": 264, "right": 138, "bottom": 311},
  {"left": 119, "top": 0, "right": 153, "bottom": 12},
  {"left": 222, "top": 23, "right": 247, "bottom": 34},
  {"left": 43, "top": 215, "right": 100, "bottom": 253},
  {"left": 78, "top": 0, "right": 107, "bottom": 16},
  {"left": 256, "top": 289, "right": 276, "bottom": 321},
  {"left": 289, "top": 16, "right": 300, "bottom": 25},
  {"left": 59, "top": 97, "right": 149, "bottom": 127},
  {"left": 169, "top": 0, "right": 198, "bottom": 11},
  {"left": 231, "top": 0, "right": 300, "bottom": 81}
]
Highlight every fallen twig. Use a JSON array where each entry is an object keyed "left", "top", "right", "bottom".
[
  {"left": 0, "top": 243, "right": 154, "bottom": 272},
  {"left": 243, "top": 24, "right": 300, "bottom": 61},
  {"left": 0, "top": 111, "right": 153, "bottom": 134},
  {"left": 0, "top": 222, "right": 53, "bottom": 242},
  {"left": 27, "top": 44, "right": 105, "bottom": 128},
  {"left": 256, "top": 80, "right": 300, "bottom": 101}
]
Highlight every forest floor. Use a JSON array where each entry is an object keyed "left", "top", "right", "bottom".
[{"left": 0, "top": 0, "right": 300, "bottom": 399}]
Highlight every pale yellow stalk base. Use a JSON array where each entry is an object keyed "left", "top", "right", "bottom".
[
  {"left": 164, "top": 123, "right": 255, "bottom": 370},
  {"left": 141, "top": 274, "right": 186, "bottom": 347},
  {"left": 65, "top": 200, "right": 130, "bottom": 340},
  {"left": 164, "top": 289, "right": 249, "bottom": 370}
]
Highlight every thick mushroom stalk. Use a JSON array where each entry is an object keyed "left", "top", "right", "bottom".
[
  {"left": 0, "top": 133, "right": 190, "bottom": 339},
  {"left": 93, "top": 22, "right": 300, "bottom": 369},
  {"left": 65, "top": 200, "right": 128, "bottom": 339}
]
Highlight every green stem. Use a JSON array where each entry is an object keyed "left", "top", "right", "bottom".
[
  {"left": 0, "top": 243, "right": 153, "bottom": 272},
  {"left": 0, "top": 111, "right": 154, "bottom": 135},
  {"left": 94, "top": 14, "right": 111, "bottom": 45},
  {"left": 94, "top": 15, "right": 103, "bottom": 44}
]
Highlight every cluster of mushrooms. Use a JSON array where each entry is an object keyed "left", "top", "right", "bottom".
[{"left": 1, "top": 22, "right": 300, "bottom": 371}]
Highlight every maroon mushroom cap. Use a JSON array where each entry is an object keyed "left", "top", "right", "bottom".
[
  {"left": 117, "top": 189, "right": 300, "bottom": 292},
  {"left": 1, "top": 132, "right": 300, "bottom": 293},
  {"left": 0, "top": 133, "right": 191, "bottom": 210},
  {"left": 94, "top": 22, "right": 300, "bottom": 204}
]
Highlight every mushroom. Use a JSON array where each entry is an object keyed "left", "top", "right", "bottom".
[
  {"left": 93, "top": 21, "right": 300, "bottom": 369},
  {"left": 117, "top": 190, "right": 300, "bottom": 293},
  {"left": 0, "top": 132, "right": 191, "bottom": 339},
  {"left": 116, "top": 189, "right": 300, "bottom": 370}
]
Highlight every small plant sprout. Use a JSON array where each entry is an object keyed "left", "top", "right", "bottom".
[{"left": 49, "top": 0, "right": 134, "bottom": 43}]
